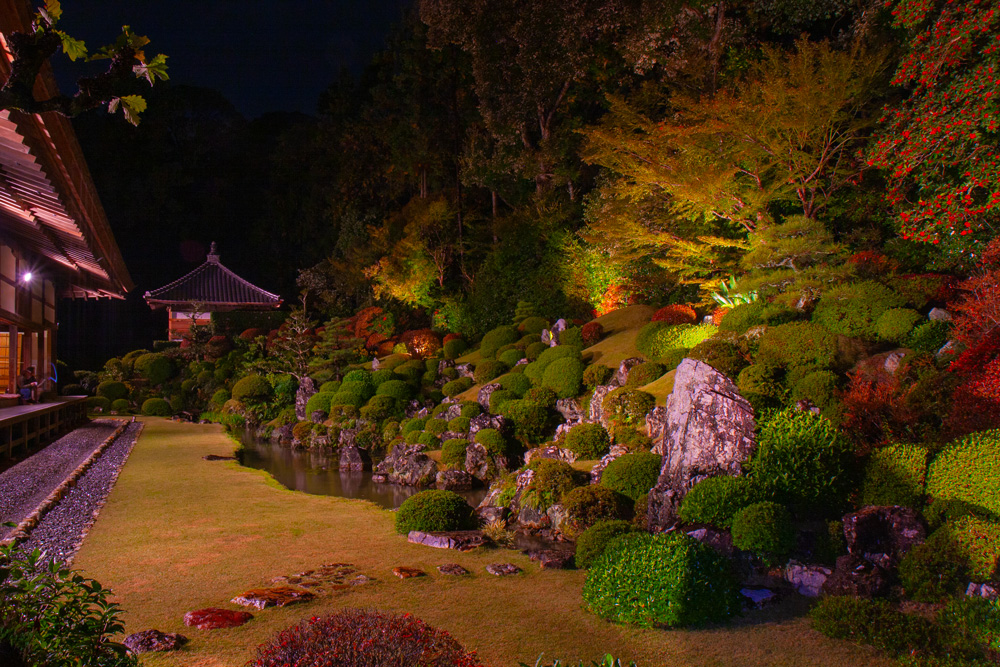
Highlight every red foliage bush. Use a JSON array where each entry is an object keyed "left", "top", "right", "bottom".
[
  {"left": 365, "top": 332, "right": 388, "bottom": 352},
  {"left": 247, "top": 609, "right": 483, "bottom": 667},
  {"left": 847, "top": 251, "right": 898, "bottom": 279},
  {"left": 377, "top": 340, "right": 396, "bottom": 356},
  {"left": 651, "top": 304, "right": 698, "bottom": 325},
  {"left": 399, "top": 329, "right": 442, "bottom": 359},
  {"left": 443, "top": 333, "right": 462, "bottom": 344},
  {"left": 238, "top": 328, "right": 267, "bottom": 341},
  {"left": 581, "top": 321, "right": 604, "bottom": 346},
  {"left": 711, "top": 308, "right": 727, "bottom": 326},
  {"left": 354, "top": 306, "right": 384, "bottom": 339}
]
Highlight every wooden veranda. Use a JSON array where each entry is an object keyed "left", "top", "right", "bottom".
[{"left": 0, "top": 396, "right": 88, "bottom": 459}]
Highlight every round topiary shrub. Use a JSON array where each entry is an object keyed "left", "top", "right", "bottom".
[
  {"left": 246, "top": 608, "right": 484, "bottom": 667},
  {"left": 447, "top": 416, "right": 471, "bottom": 433},
  {"left": 319, "top": 379, "right": 342, "bottom": 393},
  {"left": 292, "top": 420, "right": 315, "bottom": 441},
  {"left": 583, "top": 363, "right": 613, "bottom": 388},
  {"left": 926, "top": 430, "right": 1000, "bottom": 516},
  {"left": 736, "top": 363, "right": 786, "bottom": 411},
  {"left": 524, "top": 345, "right": 580, "bottom": 383},
  {"left": 443, "top": 338, "right": 468, "bottom": 360},
  {"left": 924, "top": 498, "right": 995, "bottom": 532},
  {"left": 441, "top": 438, "right": 469, "bottom": 468},
  {"left": 747, "top": 408, "right": 853, "bottom": 515},
  {"left": 679, "top": 476, "right": 754, "bottom": 528},
  {"left": 652, "top": 304, "right": 698, "bottom": 325},
  {"left": 635, "top": 322, "right": 717, "bottom": 361},
  {"left": 791, "top": 370, "right": 842, "bottom": 418},
  {"left": 343, "top": 369, "right": 371, "bottom": 384},
  {"left": 442, "top": 377, "right": 474, "bottom": 398},
  {"left": 581, "top": 321, "right": 604, "bottom": 346},
  {"left": 614, "top": 426, "right": 652, "bottom": 452},
  {"left": 474, "top": 359, "right": 509, "bottom": 385},
  {"left": 473, "top": 428, "right": 510, "bottom": 457},
  {"left": 562, "top": 484, "right": 630, "bottom": 535},
  {"left": 86, "top": 396, "right": 111, "bottom": 412},
  {"left": 602, "top": 388, "right": 656, "bottom": 426},
  {"left": 906, "top": 320, "right": 951, "bottom": 354},
  {"left": 394, "top": 490, "right": 476, "bottom": 534},
  {"left": 425, "top": 418, "right": 448, "bottom": 435},
  {"left": 574, "top": 519, "right": 641, "bottom": 569},
  {"left": 360, "top": 395, "right": 397, "bottom": 421},
  {"left": 141, "top": 397, "right": 172, "bottom": 416},
  {"left": 304, "top": 392, "right": 335, "bottom": 417},
  {"left": 541, "top": 356, "right": 585, "bottom": 399},
  {"left": 497, "top": 399, "right": 550, "bottom": 444},
  {"left": 860, "top": 443, "right": 928, "bottom": 508},
  {"left": 898, "top": 535, "right": 968, "bottom": 602},
  {"left": 687, "top": 338, "right": 748, "bottom": 379},
  {"left": 210, "top": 388, "right": 230, "bottom": 408},
  {"left": 625, "top": 362, "right": 666, "bottom": 387},
  {"left": 812, "top": 281, "right": 906, "bottom": 339},
  {"left": 110, "top": 398, "right": 130, "bottom": 413},
  {"left": 459, "top": 401, "right": 481, "bottom": 418},
  {"left": 340, "top": 380, "right": 375, "bottom": 401},
  {"left": 523, "top": 386, "right": 557, "bottom": 409},
  {"left": 495, "top": 372, "right": 532, "bottom": 397},
  {"left": 730, "top": 501, "right": 796, "bottom": 564},
  {"left": 480, "top": 325, "right": 520, "bottom": 359},
  {"left": 402, "top": 417, "right": 428, "bottom": 434},
  {"left": 522, "top": 459, "right": 583, "bottom": 511},
  {"left": 134, "top": 352, "right": 174, "bottom": 385},
  {"left": 488, "top": 389, "right": 516, "bottom": 413},
  {"left": 876, "top": 308, "right": 923, "bottom": 343},
  {"left": 583, "top": 531, "right": 741, "bottom": 627},
  {"left": 371, "top": 369, "right": 396, "bottom": 386},
  {"left": 61, "top": 383, "right": 87, "bottom": 396},
  {"left": 600, "top": 452, "right": 662, "bottom": 502},
  {"left": 517, "top": 316, "right": 549, "bottom": 335},
  {"left": 498, "top": 348, "right": 525, "bottom": 367},
  {"left": 756, "top": 322, "right": 838, "bottom": 382},
  {"left": 923, "top": 517, "right": 1000, "bottom": 584},
  {"left": 564, "top": 423, "right": 611, "bottom": 460},
  {"left": 96, "top": 380, "right": 128, "bottom": 402},
  {"left": 232, "top": 375, "right": 273, "bottom": 403},
  {"left": 418, "top": 431, "right": 440, "bottom": 448},
  {"left": 404, "top": 429, "right": 424, "bottom": 444},
  {"left": 330, "top": 390, "right": 365, "bottom": 408},
  {"left": 525, "top": 341, "right": 548, "bottom": 361}
]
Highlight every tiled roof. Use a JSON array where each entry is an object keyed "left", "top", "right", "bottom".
[{"left": 144, "top": 243, "right": 282, "bottom": 311}]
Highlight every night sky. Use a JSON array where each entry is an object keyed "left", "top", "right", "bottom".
[{"left": 57, "top": 0, "right": 412, "bottom": 117}]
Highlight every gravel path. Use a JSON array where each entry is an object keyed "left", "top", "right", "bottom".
[
  {"left": 0, "top": 420, "right": 119, "bottom": 539},
  {"left": 17, "top": 422, "right": 142, "bottom": 563}
]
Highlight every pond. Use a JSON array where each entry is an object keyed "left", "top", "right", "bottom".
[{"left": 237, "top": 434, "right": 489, "bottom": 510}]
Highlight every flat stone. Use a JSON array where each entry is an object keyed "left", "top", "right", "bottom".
[
  {"left": 393, "top": 566, "right": 426, "bottom": 579},
  {"left": 525, "top": 549, "right": 574, "bottom": 570},
  {"left": 928, "top": 307, "right": 952, "bottom": 322},
  {"left": 438, "top": 563, "right": 470, "bottom": 576},
  {"left": 407, "top": 530, "right": 487, "bottom": 551},
  {"left": 967, "top": 582, "right": 999, "bottom": 600},
  {"left": 269, "top": 563, "right": 369, "bottom": 593},
  {"left": 740, "top": 587, "right": 777, "bottom": 609},
  {"left": 486, "top": 563, "right": 522, "bottom": 576},
  {"left": 785, "top": 560, "right": 832, "bottom": 598},
  {"left": 183, "top": 608, "right": 253, "bottom": 630},
  {"left": 524, "top": 446, "right": 577, "bottom": 465},
  {"left": 231, "top": 586, "right": 316, "bottom": 610},
  {"left": 123, "top": 630, "right": 188, "bottom": 653}
]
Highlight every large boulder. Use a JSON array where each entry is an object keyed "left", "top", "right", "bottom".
[
  {"left": 464, "top": 443, "right": 510, "bottom": 482},
  {"left": 339, "top": 445, "right": 370, "bottom": 471},
  {"left": 469, "top": 413, "right": 513, "bottom": 438},
  {"left": 843, "top": 506, "right": 925, "bottom": 569},
  {"left": 555, "top": 398, "right": 584, "bottom": 425},
  {"left": 589, "top": 444, "right": 629, "bottom": 484},
  {"left": 372, "top": 443, "right": 437, "bottom": 487},
  {"left": 647, "top": 359, "right": 756, "bottom": 532},
  {"left": 477, "top": 383, "right": 503, "bottom": 410},
  {"left": 588, "top": 385, "right": 616, "bottom": 426},
  {"left": 294, "top": 376, "right": 317, "bottom": 421},
  {"left": 823, "top": 554, "right": 891, "bottom": 598},
  {"left": 615, "top": 357, "right": 644, "bottom": 386},
  {"left": 436, "top": 469, "right": 476, "bottom": 491}
]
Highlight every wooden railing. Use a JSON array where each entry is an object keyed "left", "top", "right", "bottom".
[{"left": 0, "top": 396, "right": 88, "bottom": 458}]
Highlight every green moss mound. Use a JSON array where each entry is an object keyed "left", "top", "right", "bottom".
[
  {"left": 679, "top": 476, "right": 754, "bottom": 529},
  {"left": 447, "top": 416, "right": 470, "bottom": 433},
  {"left": 812, "top": 281, "right": 906, "bottom": 339},
  {"left": 861, "top": 443, "right": 928, "bottom": 508},
  {"left": 134, "top": 352, "right": 174, "bottom": 385},
  {"left": 498, "top": 348, "right": 525, "bottom": 367},
  {"left": 730, "top": 501, "right": 796, "bottom": 565},
  {"left": 319, "top": 380, "right": 342, "bottom": 393},
  {"left": 574, "top": 519, "right": 641, "bottom": 569},
  {"left": 635, "top": 322, "right": 717, "bottom": 362},
  {"left": 441, "top": 439, "right": 469, "bottom": 468},
  {"left": 564, "top": 423, "right": 611, "bottom": 460},
  {"left": 232, "top": 375, "right": 273, "bottom": 403},
  {"left": 926, "top": 430, "right": 1000, "bottom": 516},
  {"left": 583, "top": 532, "right": 741, "bottom": 627},
  {"left": 442, "top": 377, "right": 474, "bottom": 398},
  {"left": 488, "top": 389, "right": 516, "bottom": 413},
  {"left": 600, "top": 452, "right": 662, "bottom": 502},
  {"left": 518, "top": 316, "right": 550, "bottom": 335},
  {"left": 394, "top": 490, "right": 476, "bottom": 534},
  {"left": 524, "top": 345, "right": 580, "bottom": 384},
  {"left": 480, "top": 325, "right": 520, "bottom": 359},
  {"left": 96, "top": 380, "right": 128, "bottom": 402},
  {"left": 541, "top": 356, "right": 585, "bottom": 399},
  {"left": 360, "top": 395, "right": 397, "bottom": 421},
  {"left": 141, "top": 397, "right": 172, "bottom": 417}
]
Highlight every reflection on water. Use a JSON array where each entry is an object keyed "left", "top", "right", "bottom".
[{"left": 237, "top": 434, "right": 488, "bottom": 510}]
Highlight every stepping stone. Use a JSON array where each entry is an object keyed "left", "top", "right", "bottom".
[
  {"left": 393, "top": 566, "right": 426, "bottom": 579},
  {"left": 203, "top": 454, "right": 236, "bottom": 461},
  {"left": 123, "top": 630, "right": 188, "bottom": 653},
  {"left": 486, "top": 563, "right": 522, "bottom": 576},
  {"left": 740, "top": 587, "right": 778, "bottom": 609},
  {"left": 270, "top": 563, "right": 367, "bottom": 593},
  {"left": 525, "top": 549, "right": 574, "bottom": 570},
  {"left": 183, "top": 608, "right": 253, "bottom": 630},
  {"left": 407, "top": 530, "right": 487, "bottom": 551},
  {"left": 231, "top": 586, "right": 316, "bottom": 610},
  {"left": 438, "top": 563, "right": 470, "bottom": 576}
]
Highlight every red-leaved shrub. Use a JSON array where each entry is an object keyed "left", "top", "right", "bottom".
[
  {"left": 847, "top": 251, "right": 898, "bottom": 279},
  {"left": 247, "top": 609, "right": 483, "bottom": 667},
  {"left": 239, "top": 328, "right": 267, "bottom": 341},
  {"left": 443, "top": 333, "right": 462, "bottom": 344},
  {"left": 365, "top": 332, "right": 388, "bottom": 352},
  {"left": 353, "top": 306, "right": 384, "bottom": 339},
  {"left": 581, "top": 321, "right": 604, "bottom": 346},
  {"left": 399, "top": 329, "right": 442, "bottom": 358},
  {"left": 651, "top": 304, "right": 697, "bottom": 325},
  {"left": 711, "top": 308, "right": 727, "bottom": 326}
]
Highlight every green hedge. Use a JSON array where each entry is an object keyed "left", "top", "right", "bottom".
[
  {"left": 861, "top": 443, "right": 928, "bottom": 508},
  {"left": 634, "top": 322, "right": 717, "bottom": 362},
  {"left": 134, "top": 352, "right": 174, "bottom": 385},
  {"left": 96, "top": 380, "right": 128, "bottom": 402},
  {"left": 926, "top": 430, "right": 1000, "bottom": 516}
]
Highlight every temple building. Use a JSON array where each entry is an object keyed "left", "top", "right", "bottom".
[
  {"left": 144, "top": 242, "right": 283, "bottom": 341},
  {"left": 0, "top": 0, "right": 133, "bottom": 396}
]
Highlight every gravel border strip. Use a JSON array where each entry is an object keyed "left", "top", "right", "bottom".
[
  {"left": 1, "top": 418, "right": 130, "bottom": 547},
  {"left": 63, "top": 421, "right": 143, "bottom": 565}
]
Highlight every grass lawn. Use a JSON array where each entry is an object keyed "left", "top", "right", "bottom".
[{"left": 73, "top": 418, "right": 890, "bottom": 667}]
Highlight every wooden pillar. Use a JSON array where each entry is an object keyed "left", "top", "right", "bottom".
[{"left": 7, "top": 324, "right": 16, "bottom": 393}]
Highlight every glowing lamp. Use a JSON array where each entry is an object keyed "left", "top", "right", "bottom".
[{"left": 22, "top": 271, "right": 32, "bottom": 283}]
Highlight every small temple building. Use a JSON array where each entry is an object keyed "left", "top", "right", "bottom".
[
  {"left": 143, "top": 242, "right": 283, "bottom": 341},
  {"left": 0, "top": 0, "right": 133, "bottom": 395}
]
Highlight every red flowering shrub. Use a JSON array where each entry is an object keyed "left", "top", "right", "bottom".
[
  {"left": 247, "top": 609, "right": 483, "bottom": 667},
  {"left": 651, "top": 304, "right": 697, "bottom": 325},
  {"left": 847, "top": 251, "right": 898, "bottom": 279},
  {"left": 581, "top": 321, "right": 604, "bottom": 346},
  {"left": 399, "top": 329, "right": 442, "bottom": 358}
]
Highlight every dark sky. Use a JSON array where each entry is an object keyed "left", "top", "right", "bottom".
[{"left": 56, "top": 0, "right": 413, "bottom": 117}]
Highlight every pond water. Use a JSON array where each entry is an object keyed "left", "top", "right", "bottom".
[{"left": 237, "top": 434, "right": 489, "bottom": 510}]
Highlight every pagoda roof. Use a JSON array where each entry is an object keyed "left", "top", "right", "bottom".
[{"left": 144, "top": 243, "right": 283, "bottom": 311}]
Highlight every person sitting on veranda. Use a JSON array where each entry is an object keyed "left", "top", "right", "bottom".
[{"left": 17, "top": 366, "right": 39, "bottom": 404}]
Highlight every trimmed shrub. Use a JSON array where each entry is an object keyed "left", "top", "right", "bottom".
[
  {"left": 583, "top": 363, "right": 613, "bottom": 388},
  {"left": 651, "top": 304, "right": 697, "bottom": 325},
  {"left": 488, "top": 389, "right": 516, "bottom": 413},
  {"left": 141, "top": 397, "right": 172, "bottom": 416},
  {"left": 497, "top": 399, "right": 550, "bottom": 443},
  {"left": 574, "top": 519, "right": 640, "bottom": 569},
  {"left": 498, "top": 348, "right": 525, "bottom": 367},
  {"left": 564, "top": 423, "right": 611, "bottom": 460},
  {"left": 304, "top": 392, "right": 335, "bottom": 417},
  {"left": 625, "top": 362, "right": 666, "bottom": 387},
  {"left": 360, "top": 395, "right": 397, "bottom": 421},
  {"left": 790, "top": 370, "right": 841, "bottom": 417},
  {"left": 343, "top": 369, "right": 371, "bottom": 383},
  {"left": 926, "top": 429, "right": 1000, "bottom": 516},
  {"left": 583, "top": 532, "right": 741, "bottom": 627},
  {"left": 756, "top": 322, "right": 838, "bottom": 380},
  {"left": 541, "top": 357, "right": 585, "bottom": 399},
  {"left": 518, "top": 316, "right": 549, "bottom": 335},
  {"left": 404, "top": 429, "right": 423, "bottom": 444},
  {"left": 246, "top": 608, "right": 483, "bottom": 667},
  {"left": 441, "top": 367, "right": 458, "bottom": 380},
  {"left": 679, "top": 476, "right": 754, "bottom": 528},
  {"left": 562, "top": 484, "right": 630, "bottom": 535},
  {"left": 232, "top": 375, "right": 273, "bottom": 403},
  {"left": 861, "top": 443, "right": 928, "bottom": 507},
  {"left": 876, "top": 308, "right": 923, "bottom": 343},
  {"left": 134, "top": 352, "right": 174, "bottom": 385},
  {"left": 425, "top": 418, "right": 448, "bottom": 435},
  {"left": 812, "top": 281, "right": 906, "bottom": 339},
  {"left": 480, "top": 325, "right": 520, "bottom": 359},
  {"left": 210, "top": 388, "right": 230, "bottom": 408},
  {"left": 730, "top": 501, "right": 796, "bottom": 564},
  {"left": 441, "top": 439, "right": 469, "bottom": 468},
  {"left": 495, "top": 372, "right": 532, "bottom": 397},
  {"left": 292, "top": 421, "right": 315, "bottom": 441},
  {"left": 370, "top": 369, "right": 395, "bottom": 387},
  {"left": 659, "top": 347, "right": 689, "bottom": 372},
  {"left": 736, "top": 363, "right": 786, "bottom": 411},
  {"left": 931, "top": 517, "right": 1000, "bottom": 583},
  {"left": 525, "top": 341, "right": 548, "bottom": 361},
  {"left": 687, "top": 338, "right": 748, "bottom": 379},
  {"left": 418, "top": 431, "right": 440, "bottom": 448},
  {"left": 581, "top": 321, "right": 604, "bottom": 346},
  {"left": 613, "top": 426, "right": 652, "bottom": 452},
  {"left": 906, "top": 320, "right": 951, "bottom": 354},
  {"left": 443, "top": 338, "right": 468, "bottom": 360},
  {"left": 402, "top": 417, "right": 429, "bottom": 433},
  {"left": 925, "top": 498, "right": 995, "bottom": 532},
  {"left": 522, "top": 459, "right": 583, "bottom": 511},
  {"left": 474, "top": 359, "right": 509, "bottom": 385},
  {"left": 635, "top": 322, "right": 717, "bottom": 362},
  {"left": 938, "top": 596, "right": 1000, "bottom": 654},
  {"left": 524, "top": 345, "right": 580, "bottom": 383},
  {"left": 747, "top": 408, "right": 853, "bottom": 515},
  {"left": 319, "top": 379, "right": 342, "bottom": 393},
  {"left": 899, "top": 535, "right": 969, "bottom": 602},
  {"left": 340, "top": 380, "right": 375, "bottom": 401},
  {"left": 395, "top": 490, "right": 475, "bottom": 534},
  {"left": 110, "top": 398, "right": 130, "bottom": 413},
  {"left": 600, "top": 453, "right": 662, "bottom": 502},
  {"left": 447, "top": 416, "right": 471, "bottom": 433},
  {"left": 330, "top": 390, "right": 365, "bottom": 408},
  {"left": 96, "top": 380, "right": 128, "bottom": 402},
  {"left": 86, "top": 396, "right": 111, "bottom": 412},
  {"left": 442, "top": 377, "right": 474, "bottom": 397},
  {"left": 459, "top": 401, "right": 482, "bottom": 419},
  {"left": 602, "top": 388, "right": 655, "bottom": 426}
]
